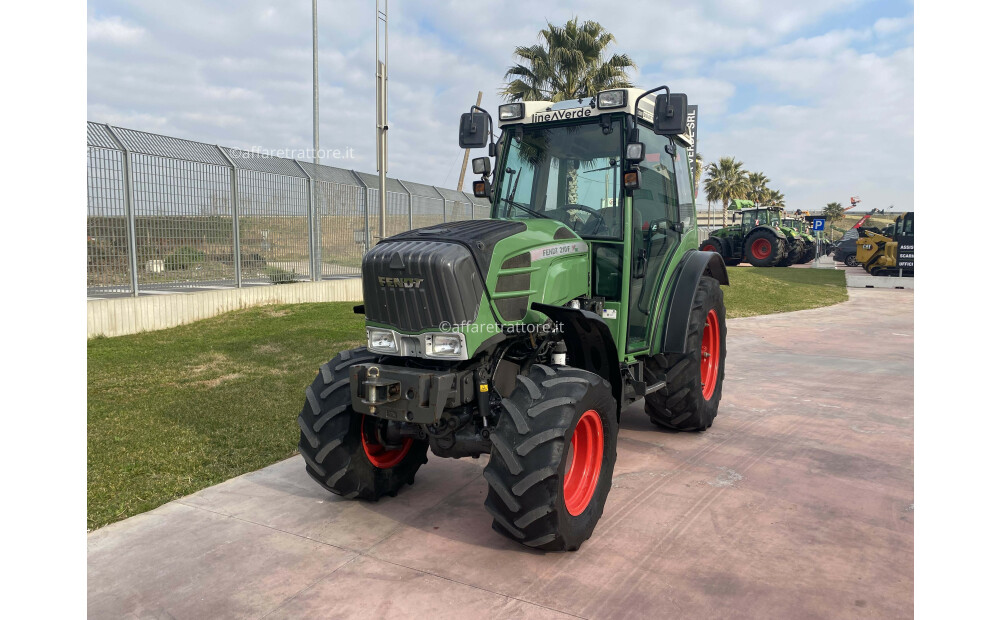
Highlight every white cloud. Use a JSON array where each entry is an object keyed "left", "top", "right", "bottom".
[{"left": 88, "top": 15, "right": 145, "bottom": 44}]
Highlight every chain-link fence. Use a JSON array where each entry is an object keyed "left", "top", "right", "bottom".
[{"left": 87, "top": 122, "right": 491, "bottom": 297}]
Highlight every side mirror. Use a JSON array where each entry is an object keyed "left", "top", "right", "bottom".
[
  {"left": 472, "top": 156, "right": 491, "bottom": 176},
  {"left": 459, "top": 112, "right": 489, "bottom": 148},
  {"left": 625, "top": 142, "right": 645, "bottom": 164},
  {"left": 653, "top": 93, "right": 688, "bottom": 136},
  {"left": 472, "top": 178, "right": 491, "bottom": 198}
]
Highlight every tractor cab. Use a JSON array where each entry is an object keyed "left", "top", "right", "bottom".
[{"left": 465, "top": 86, "right": 704, "bottom": 355}]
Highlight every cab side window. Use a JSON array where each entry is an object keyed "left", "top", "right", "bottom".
[{"left": 675, "top": 146, "right": 696, "bottom": 231}]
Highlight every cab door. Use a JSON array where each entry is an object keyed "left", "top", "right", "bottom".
[{"left": 626, "top": 128, "right": 682, "bottom": 353}]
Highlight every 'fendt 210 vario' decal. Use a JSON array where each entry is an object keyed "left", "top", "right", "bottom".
[
  {"left": 530, "top": 108, "right": 594, "bottom": 123},
  {"left": 529, "top": 242, "right": 588, "bottom": 261}
]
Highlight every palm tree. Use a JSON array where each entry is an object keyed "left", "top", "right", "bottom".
[
  {"left": 823, "top": 202, "right": 845, "bottom": 221},
  {"left": 703, "top": 157, "right": 751, "bottom": 212},
  {"left": 747, "top": 172, "right": 770, "bottom": 206},
  {"left": 693, "top": 153, "right": 703, "bottom": 191},
  {"left": 501, "top": 18, "right": 636, "bottom": 103},
  {"left": 761, "top": 188, "right": 785, "bottom": 207}
]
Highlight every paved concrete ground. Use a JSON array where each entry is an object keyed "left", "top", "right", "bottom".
[{"left": 88, "top": 288, "right": 913, "bottom": 619}]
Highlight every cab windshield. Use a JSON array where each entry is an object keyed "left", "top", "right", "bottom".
[{"left": 492, "top": 119, "right": 624, "bottom": 239}]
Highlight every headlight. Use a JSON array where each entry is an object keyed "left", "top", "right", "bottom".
[
  {"left": 597, "top": 89, "right": 627, "bottom": 109},
  {"left": 367, "top": 328, "right": 398, "bottom": 353},
  {"left": 425, "top": 332, "right": 466, "bottom": 358},
  {"left": 499, "top": 103, "right": 525, "bottom": 120}
]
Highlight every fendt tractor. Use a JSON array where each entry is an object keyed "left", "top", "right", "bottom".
[
  {"left": 856, "top": 212, "right": 914, "bottom": 276},
  {"left": 699, "top": 201, "right": 791, "bottom": 266},
  {"left": 781, "top": 217, "right": 817, "bottom": 263},
  {"left": 296, "top": 86, "right": 729, "bottom": 551}
]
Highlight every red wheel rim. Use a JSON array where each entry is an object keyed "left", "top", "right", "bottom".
[
  {"left": 701, "top": 309, "right": 720, "bottom": 399},
  {"left": 703, "top": 244, "right": 717, "bottom": 252},
  {"left": 750, "top": 238, "right": 771, "bottom": 260},
  {"left": 361, "top": 416, "right": 412, "bottom": 469},
  {"left": 563, "top": 409, "right": 604, "bottom": 516}
]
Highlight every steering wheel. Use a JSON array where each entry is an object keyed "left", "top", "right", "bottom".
[{"left": 555, "top": 204, "right": 609, "bottom": 236}]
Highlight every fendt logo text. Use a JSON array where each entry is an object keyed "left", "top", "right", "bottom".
[{"left": 377, "top": 276, "right": 424, "bottom": 289}]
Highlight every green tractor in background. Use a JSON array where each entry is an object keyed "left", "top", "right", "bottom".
[
  {"left": 296, "top": 86, "right": 729, "bottom": 552},
  {"left": 699, "top": 200, "right": 790, "bottom": 267},
  {"left": 781, "top": 216, "right": 816, "bottom": 264}
]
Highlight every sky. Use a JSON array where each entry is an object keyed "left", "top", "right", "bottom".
[{"left": 87, "top": 0, "right": 914, "bottom": 212}]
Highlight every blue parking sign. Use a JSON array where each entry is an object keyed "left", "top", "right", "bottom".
[{"left": 812, "top": 218, "right": 826, "bottom": 231}]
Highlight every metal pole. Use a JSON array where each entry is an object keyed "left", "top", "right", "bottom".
[
  {"left": 457, "top": 91, "right": 483, "bottom": 192},
  {"left": 313, "top": 0, "right": 319, "bottom": 169},
  {"left": 399, "top": 179, "right": 414, "bottom": 231},
  {"left": 461, "top": 191, "right": 476, "bottom": 220},
  {"left": 292, "top": 160, "right": 318, "bottom": 281},
  {"left": 350, "top": 170, "right": 372, "bottom": 251},
  {"left": 215, "top": 146, "right": 243, "bottom": 287},
  {"left": 375, "top": 0, "right": 389, "bottom": 241},
  {"left": 432, "top": 185, "right": 448, "bottom": 223},
  {"left": 312, "top": 0, "right": 321, "bottom": 278},
  {"left": 105, "top": 125, "right": 140, "bottom": 297}
]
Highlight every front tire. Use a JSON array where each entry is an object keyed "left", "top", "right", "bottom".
[
  {"left": 298, "top": 347, "right": 428, "bottom": 500},
  {"left": 644, "top": 276, "right": 726, "bottom": 431},
  {"left": 483, "top": 365, "right": 618, "bottom": 552},
  {"left": 779, "top": 238, "right": 805, "bottom": 266},
  {"left": 844, "top": 253, "right": 859, "bottom": 267}
]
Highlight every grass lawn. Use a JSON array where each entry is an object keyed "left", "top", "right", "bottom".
[
  {"left": 87, "top": 267, "right": 845, "bottom": 529},
  {"left": 724, "top": 266, "right": 847, "bottom": 318}
]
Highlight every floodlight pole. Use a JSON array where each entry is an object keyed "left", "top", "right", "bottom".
[{"left": 375, "top": 0, "right": 388, "bottom": 241}]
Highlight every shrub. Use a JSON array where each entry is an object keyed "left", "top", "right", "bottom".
[
  {"left": 164, "top": 246, "right": 206, "bottom": 271},
  {"left": 265, "top": 266, "right": 298, "bottom": 284}
]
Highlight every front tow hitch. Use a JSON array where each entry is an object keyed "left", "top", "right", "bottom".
[{"left": 359, "top": 366, "right": 402, "bottom": 412}]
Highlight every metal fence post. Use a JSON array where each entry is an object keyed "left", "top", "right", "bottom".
[
  {"left": 215, "top": 146, "right": 243, "bottom": 288},
  {"left": 398, "top": 180, "right": 414, "bottom": 231},
  {"left": 432, "top": 186, "right": 448, "bottom": 223},
  {"left": 292, "top": 160, "right": 318, "bottom": 281},
  {"left": 104, "top": 125, "right": 140, "bottom": 297},
  {"left": 461, "top": 191, "right": 476, "bottom": 220},
  {"left": 350, "top": 170, "right": 372, "bottom": 252}
]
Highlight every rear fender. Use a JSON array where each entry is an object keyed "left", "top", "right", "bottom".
[{"left": 660, "top": 250, "right": 728, "bottom": 355}]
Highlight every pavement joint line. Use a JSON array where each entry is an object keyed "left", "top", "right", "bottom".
[
  {"left": 172, "top": 499, "right": 362, "bottom": 555},
  {"left": 258, "top": 555, "right": 365, "bottom": 620},
  {"left": 359, "top": 554, "right": 590, "bottom": 620}
]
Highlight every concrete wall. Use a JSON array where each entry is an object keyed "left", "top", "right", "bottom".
[{"left": 88, "top": 279, "right": 363, "bottom": 338}]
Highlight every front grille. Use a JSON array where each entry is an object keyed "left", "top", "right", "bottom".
[{"left": 362, "top": 240, "right": 483, "bottom": 332}]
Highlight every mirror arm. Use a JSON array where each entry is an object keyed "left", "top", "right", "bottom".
[
  {"left": 470, "top": 104, "right": 496, "bottom": 170},
  {"left": 632, "top": 85, "right": 669, "bottom": 124}
]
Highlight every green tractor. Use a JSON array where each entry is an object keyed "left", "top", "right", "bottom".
[
  {"left": 780, "top": 216, "right": 816, "bottom": 264},
  {"left": 296, "top": 86, "right": 729, "bottom": 552},
  {"left": 700, "top": 200, "right": 789, "bottom": 267}
]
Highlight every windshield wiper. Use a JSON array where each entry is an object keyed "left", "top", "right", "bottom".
[{"left": 497, "top": 196, "right": 554, "bottom": 221}]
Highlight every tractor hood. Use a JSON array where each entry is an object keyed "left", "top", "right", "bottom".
[{"left": 361, "top": 219, "right": 591, "bottom": 344}]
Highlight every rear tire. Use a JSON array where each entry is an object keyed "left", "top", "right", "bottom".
[
  {"left": 744, "top": 229, "right": 785, "bottom": 267},
  {"left": 483, "top": 365, "right": 618, "bottom": 552},
  {"left": 298, "top": 347, "right": 428, "bottom": 500},
  {"left": 645, "top": 276, "right": 726, "bottom": 431}
]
